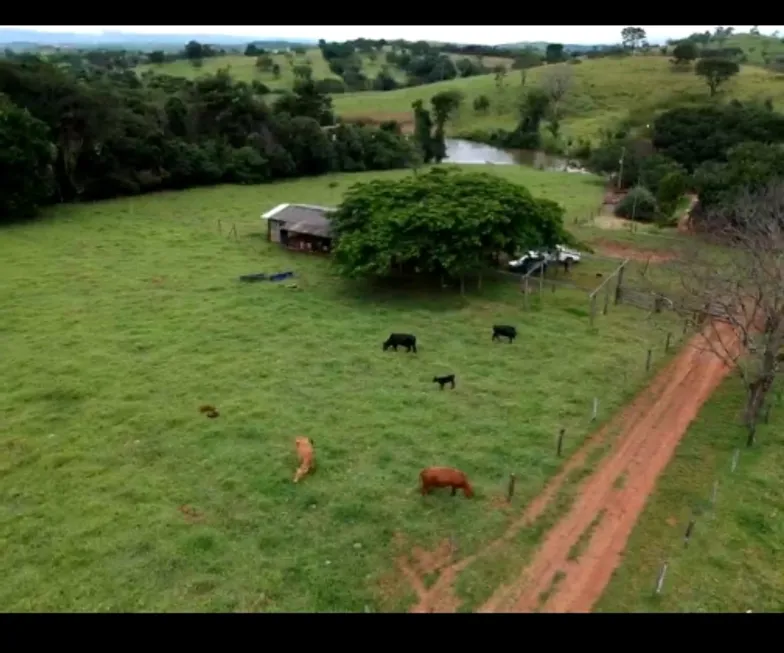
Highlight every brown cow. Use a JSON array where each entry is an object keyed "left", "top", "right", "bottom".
[
  {"left": 293, "top": 436, "right": 315, "bottom": 483},
  {"left": 419, "top": 466, "right": 474, "bottom": 498}
]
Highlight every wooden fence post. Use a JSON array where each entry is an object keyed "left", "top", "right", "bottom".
[
  {"left": 523, "top": 276, "right": 529, "bottom": 309},
  {"left": 590, "top": 294, "right": 597, "bottom": 326},
  {"left": 556, "top": 428, "right": 565, "bottom": 457},
  {"left": 654, "top": 562, "right": 668, "bottom": 595},
  {"left": 645, "top": 348, "right": 652, "bottom": 373},
  {"left": 592, "top": 397, "right": 598, "bottom": 421},
  {"left": 665, "top": 332, "right": 672, "bottom": 353},
  {"left": 614, "top": 263, "right": 625, "bottom": 305},
  {"left": 731, "top": 448, "right": 740, "bottom": 473},
  {"left": 507, "top": 474, "right": 516, "bottom": 503},
  {"left": 538, "top": 262, "right": 544, "bottom": 295},
  {"left": 603, "top": 284, "right": 610, "bottom": 315},
  {"left": 683, "top": 518, "right": 696, "bottom": 547}
]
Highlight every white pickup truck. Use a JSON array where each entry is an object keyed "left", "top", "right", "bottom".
[{"left": 508, "top": 245, "right": 582, "bottom": 273}]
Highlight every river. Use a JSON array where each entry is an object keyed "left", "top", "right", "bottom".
[{"left": 443, "top": 138, "right": 590, "bottom": 174}]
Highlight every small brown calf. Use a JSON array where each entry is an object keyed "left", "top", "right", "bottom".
[{"left": 419, "top": 466, "right": 474, "bottom": 498}]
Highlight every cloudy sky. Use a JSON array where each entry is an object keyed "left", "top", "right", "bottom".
[{"left": 4, "top": 25, "right": 784, "bottom": 45}]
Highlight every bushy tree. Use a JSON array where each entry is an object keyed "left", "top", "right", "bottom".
[
  {"left": 652, "top": 102, "right": 784, "bottom": 171},
  {"left": 473, "top": 94, "right": 490, "bottom": 114},
  {"left": 0, "top": 96, "right": 54, "bottom": 221},
  {"left": 672, "top": 41, "right": 698, "bottom": 64},
  {"left": 614, "top": 186, "right": 658, "bottom": 221},
  {"left": 330, "top": 168, "right": 570, "bottom": 291},
  {"left": 695, "top": 58, "right": 740, "bottom": 96}
]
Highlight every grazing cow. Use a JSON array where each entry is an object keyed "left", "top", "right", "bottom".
[
  {"left": 383, "top": 333, "right": 417, "bottom": 353},
  {"left": 492, "top": 325, "right": 517, "bottom": 343},
  {"left": 433, "top": 374, "right": 456, "bottom": 390},
  {"left": 293, "top": 436, "right": 315, "bottom": 483},
  {"left": 199, "top": 404, "right": 220, "bottom": 418},
  {"left": 420, "top": 466, "right": 474, "bottom": 498}
]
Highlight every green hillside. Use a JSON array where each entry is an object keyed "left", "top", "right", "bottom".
[
  {"left": 136, "top": 48, "right": 513, "bottom": 90},
  {"left": 333, "top": 55, "right": 784, "bottom": 142}
]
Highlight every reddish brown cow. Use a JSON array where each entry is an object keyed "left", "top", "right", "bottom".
[{"left": 419, "top": 466, "right": 474, "bottom": 498}]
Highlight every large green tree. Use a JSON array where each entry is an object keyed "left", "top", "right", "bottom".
[
  {"left": 0, "top": 95, "right": 54, "bottom": 221},
  {"left": 330, "top": 168, "right": 570, "bottom": 292},
  {"left": 695, "top": 57, "right": 740, "bottom": 96}
]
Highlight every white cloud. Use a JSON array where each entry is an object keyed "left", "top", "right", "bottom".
[{"left": 4, "top": 25, "right": 784, "bottom": 46}]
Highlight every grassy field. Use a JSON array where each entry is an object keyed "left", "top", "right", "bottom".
[
  {"left": 0, "top": 164, "right": 684, "bottom": 612},
  {"left": 333, "top": 55, "right": 784, "bottom": 142},
  {"left": 596, "top": 378, "right": 784, "bottom": 613},
  {"left": 725, "top": 32, "right": 784, "bottom": 66},
  {"left": 137, "top": 48, "right": 339, "bottom": 89},
  {"left": 136, "top": 48, "right": 512, "bottom": 90}
]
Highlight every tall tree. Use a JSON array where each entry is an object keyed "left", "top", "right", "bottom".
[
  {"left": 329, "top": 168, "right": 571, "bottom": 293},
  {"left": 695, "top": 58, "right": 740, "bottom": 96},
  {"left": 621, "top": 27, "right": 647, "bottom": 51},
  {"left": 0, "top": 96, "right": 55, "bottom": 221},
  {"left": 666, "top": 182, "right": 784, "bottom": 446},
  {"left": 412, "top": 99, "right": 435, "bottom": 164}
]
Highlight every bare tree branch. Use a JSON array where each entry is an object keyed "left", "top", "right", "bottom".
[
  {"left": 647, "top": 180, "right": 784, "bottom": 445},
  {"left": 540, "top": 65, "right": 573, "bottom": 116}
]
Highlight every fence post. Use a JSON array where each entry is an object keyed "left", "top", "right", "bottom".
[
  {"left": 731, "top": 448, "right": 740, "bottom": 473},
  {"left": 592, "top": 397, "right": 599, "bottom": 421},
  {"left": 683, "top": 518, "right": 696, "bottom": 547},
  {"left": 539, "top": 262, "right": 544, "bottom": 295},
  {"left": 603, "top": 284, "right": 610, "bottom": 315},
  {"left": 556, "top": 428, "right": 565, "bottom": 457},
  {"left": 590, "top": 294, "right": 597, "bottom": 326},
  {"left": 523, "top": 276, "right": 529, "bottom": 309},
  {"left": 645, "top": 348, "right": 653, "bottom": 373},
  {"left": 654, "top": 562, "right": 668, "bottom": 595},
  {"left": 614, "top": 263, "right": 625, "bottom": 305},
  {"left": 217, "top": 219, "right": 223, "bottom": 235},
  {"left": 507, "top": 474, "right": 516, "bottom": 503},
  {"left": 665, "top": 332, "right": 672, "bottom": 353}
]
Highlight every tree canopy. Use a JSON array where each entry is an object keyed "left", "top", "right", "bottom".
[
  {"left": 0, "top": 57, "right": 417, "bottom": 223},
  {"left": 330, "top": 168, "right": 570, "bottom": 286}
]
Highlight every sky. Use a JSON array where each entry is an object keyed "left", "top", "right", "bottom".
[{"left": 4, "top": 25, "right": 784, "bottom": 46}]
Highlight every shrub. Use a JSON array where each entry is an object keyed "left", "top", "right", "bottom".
[
  {"left": 656, "top": 170, "right": 688, "bottom": 215},
  {"left": 615, "top": 186, "right": 659, "bottom": 222}
]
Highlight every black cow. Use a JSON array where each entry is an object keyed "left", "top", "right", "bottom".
[
  {"left": 383, "top": 333, "right": 417, "bottom": 353},
  {"left": 433, "top": 374, "right": 456, "bottom": 390},
  {"left": 492, "top": 325, "right": 517, "bottom": 343}
]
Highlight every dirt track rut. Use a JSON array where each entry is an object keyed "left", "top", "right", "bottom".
[{"left": 401, "top": 321, "right": 740, "bottom": 613}]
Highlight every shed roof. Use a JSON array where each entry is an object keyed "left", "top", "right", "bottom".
[{"left": 261, "top": 203, "right": 335, "bottom": 238}]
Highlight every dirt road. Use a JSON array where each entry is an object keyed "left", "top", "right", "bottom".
[{"left": 399, "top": 320, "right": 740, "bottom": 613}]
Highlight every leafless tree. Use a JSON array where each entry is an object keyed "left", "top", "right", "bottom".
[
  {"left": 540, "top": 64, "right": 573, "bottom": 116},
  {"left": 666, "top": 181, "right": 784, "bottom": 446}
]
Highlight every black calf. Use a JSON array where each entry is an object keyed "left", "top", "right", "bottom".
[
  {"left": 492, "top": 325, "right": 517, "bottom": 343},
  {"left": 383, "top": 333, "right": 417, "bottom": 353},
  {"left": 433, "top": 374, "right": 456, "bottom": 390}
]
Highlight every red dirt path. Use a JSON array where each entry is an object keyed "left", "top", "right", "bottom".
[{"left": 397, "top": 320, "right": 740, "bottom": 613}]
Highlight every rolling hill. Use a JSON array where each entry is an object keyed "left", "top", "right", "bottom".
[
  {"left": 332, "top": 55, "right": 784, "bottom": 142},
  {"left": 136, "top": 48, "right": 514, "bottom": 90}
]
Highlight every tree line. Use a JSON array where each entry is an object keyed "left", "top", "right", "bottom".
[{"left": 0, "top": 58, "right": 419, "bottom": 222}]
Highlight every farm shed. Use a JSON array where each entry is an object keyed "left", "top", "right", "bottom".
[{"left": 261, "top": 203, "right": 336, "bottom": 254}]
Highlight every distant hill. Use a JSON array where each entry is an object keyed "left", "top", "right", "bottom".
[
  {"left": 0, "top": 28, "right": 316, "bottom": 51},
  {"left": 499, "top": 42, "right": 615, "bottom": 53}
]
